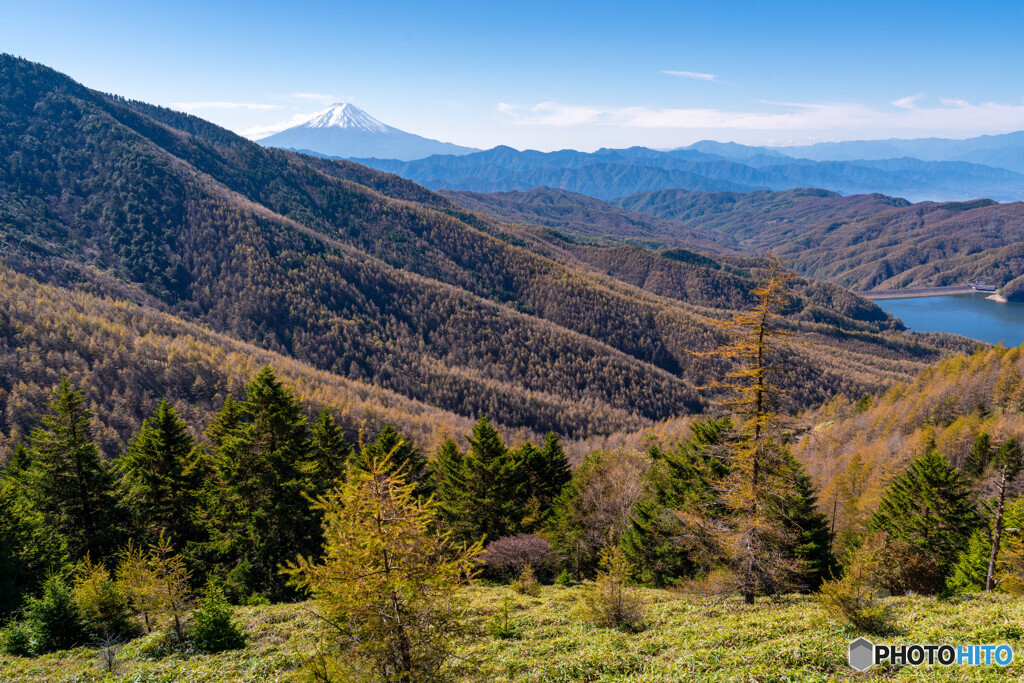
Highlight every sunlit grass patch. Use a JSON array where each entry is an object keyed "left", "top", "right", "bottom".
[{"left": 3, "top": 587, "right": 1024, "bottom": 681}]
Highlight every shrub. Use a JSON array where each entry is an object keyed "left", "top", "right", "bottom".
[
  {"left": 115, "top": 536, "right": 193, "bottom": 639},
  {"left": 873, "top": 536, "right": 943, "bottom": 595},
  {"left": 818, "top": 538, "right": 893, "bottom": 634},
  {"left": 677, "top": 568, "right": 741, "bottom": 597},
  {"left": 582, "top": 545, "right": 646, "bottom": 632},
  {"left": 190, "top": 586, "right": 246, "bottom": 654},
  {"left": 95, "top": 634, "right": 122, "bottom": 674},
  {"left": 22, "top": 575, "right": 87, "bottom": 653},
  {"left": 0, "top": 621, "right": 34, "bottom": 656},
  {"left": 118, "top": 630, "right": 185, "bottom": 661},
  {"left": 73, "top": 557, "right": 138, "bottom": 640},
  {"left": 510, "top": 565, "right": 541, "bottom": 597},
  {"left": 481, "top": 534, "right": 556, "bottom": 581},
  {"left": 242, "top": 592, "right": 270, "bottom": 607},
  {"left": 553, "top": 569, "right": 574, "bottom": 587}
]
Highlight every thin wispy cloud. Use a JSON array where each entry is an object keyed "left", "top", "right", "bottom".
[
  {"left": 939, "top": 98, "right": 971, "bottom": 108},
  {"left": 891, "top": 93, "right": 924, "bottom": 110},
  {"left": 291, "top": 92, "right": 344, "bottom": 104},
  {"left": 172, "top": 101, "right": 283, "bottom": 111},
  {"left": 242, "top": 112, "right": 318, "bottom": 140},
  {"left": 497, "top": 98, "right": 1024, "bottom": 134},
  {"left": 661, "top": 70, "right": 716, "bottom": 81}
]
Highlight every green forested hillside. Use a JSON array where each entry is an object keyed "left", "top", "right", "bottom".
[{"left": 0, "top": 55, "right": 972, "bottom": 449}]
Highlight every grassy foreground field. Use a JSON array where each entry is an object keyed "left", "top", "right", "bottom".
[{"left": 2, "top": 585, "right": 1023, "bottom": 682}]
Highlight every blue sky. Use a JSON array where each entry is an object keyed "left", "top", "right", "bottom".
[{"left": 4, "top": 0, "right": 1024, "bottom": 151}]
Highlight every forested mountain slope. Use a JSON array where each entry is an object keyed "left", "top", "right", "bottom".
[
  {"left": 616, "top": 188, "right": 1024, "bottom": 291},
  {"left": 437, "top": 187, "right": 723, "bottom": 250},
  {"left": 0, "top": 264, "right": 478, "bottom": 458},
  {"left": 0, "top": 55, "right": 973, "bottom": 452},
  {"left": 446, "top": 185, "right": 1024, "bottom": 294},
  {"left": 795, "top": 344, "right": 1024, "bottom": 547}
]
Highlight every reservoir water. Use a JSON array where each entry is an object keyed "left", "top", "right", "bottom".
[{"left": 875, "top": 292, "right": 1024, "bottom": 346}]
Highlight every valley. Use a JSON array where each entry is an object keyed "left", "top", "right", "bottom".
[
  {"left": 3, "top": 30, "right": 1024, "bottom": 682},
  {"left": 0, "top": 55, "right": 969, "bottom": 455}
]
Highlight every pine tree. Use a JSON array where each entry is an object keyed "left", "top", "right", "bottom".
[
  {"left": 118, "top": 400, "right": 203, "bottom": 549},
  {"left": 0, "top": 477, "right": 67, "bottom": 618},
  {"left": 351, "top": 424, "right": 431, "bottom": 498},
  {"left": 780, "top": 457, "right": 838, "bottom": 591},
  {"left": 23, "top": 378, "right": 123, "bottom": 562},
  {"left": 867, "top": 449, "right": 981, "bottom": 590},
  {"left": 618, "top": 500, "right": 693, "bottom": 587},
  {"left": 619, "top": 418, "right": 731, "bottom": 586},
  {"left": 206, "top": 367, "right": 318, "bottom": 599},
  {"left": 657, "top": 417, "right": 731, "bottom": 510},
  {"left": 5, "top": 443, "right": 31, "bottom": 474},
  {"left": 457, "top": 417, "right": 523, "bottom": 543},
  {"left": 947, "top": 530, "right": 994, "bottom": 592},
  {"left": 431, "top": 438, "right": 466, "bottom": 528},
  {"left": 204, "top": 396, "right": 241, "bottom": 451},
  {"left": 308, "top": 407, "right": 352, "bottom": 491},
  {"left": 516, "top": 432, "right": 571, "bottom": 520},
  {"left": 967, "top": 432, "right": 992, "bottom": 477},
  {"left": 692, "top": 256, "right": 805, "bottom": 602}
]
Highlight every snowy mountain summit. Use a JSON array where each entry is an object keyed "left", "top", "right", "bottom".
[
  {"left": 258, "top": 103, "right": 477, "bottom": 161},
  {"left": 303, "top": 103, "right": 392, "bottom": 133}
]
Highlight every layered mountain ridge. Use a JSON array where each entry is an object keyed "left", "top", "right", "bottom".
[
  {"left": 357, "top": 144, "right": 1024, "bottom": 203},
  {"left": 0, "top": 54, "right": 968, "bottom": 459}
]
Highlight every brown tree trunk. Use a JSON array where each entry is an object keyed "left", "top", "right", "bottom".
[{"left": 986, "top": 468, "right": 1008, "bottom": 592}]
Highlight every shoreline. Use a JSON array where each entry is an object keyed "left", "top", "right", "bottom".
[
  {"left": 987, "top": 293, "right": 1008, "bottom": 303},
  {"left": 856, "top": 286, "right": 983, "bottom": 300}
]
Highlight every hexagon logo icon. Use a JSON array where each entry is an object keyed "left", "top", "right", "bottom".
[{"left": 849, "top": 637, "right": 874, "bottom": 671}]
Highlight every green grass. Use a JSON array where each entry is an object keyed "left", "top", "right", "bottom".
[{"left": 3, "top": 586, "right": 1024, "bottom": 681}]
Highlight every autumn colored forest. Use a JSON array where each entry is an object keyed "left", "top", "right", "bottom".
[{"left": 4, "top": 53, "right": 1024, "bottom": 681}]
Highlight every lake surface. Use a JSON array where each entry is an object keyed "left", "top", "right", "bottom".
[{"left": 876, "top": 292, "right": 1024, "bottom": 346}]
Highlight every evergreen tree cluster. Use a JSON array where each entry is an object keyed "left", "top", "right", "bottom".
[{"left": 0, "top": 367, "right": 578, "bottom": 630}]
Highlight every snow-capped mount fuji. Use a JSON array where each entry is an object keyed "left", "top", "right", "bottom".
[{"left": 257, "top": 103, "right": 478, "bottom": 161}]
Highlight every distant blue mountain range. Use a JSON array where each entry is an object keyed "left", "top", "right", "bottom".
[
  {"left": 354, "top": 139, "right": 1024, "bottom": 203},
  {"left": 257, "top": 103, "right": 1024, "bottom": 202}
]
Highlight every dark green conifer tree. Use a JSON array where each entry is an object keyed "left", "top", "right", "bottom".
[
  {"left": 431, "top": 438, "right": 466, "bottom": 527},
  {"left": 0, "top": 478, "right": 67, "bottom": 617},
  {"left": 23, "top": 378, "right": 123, "bottom": 562},
  {"left": 658, "top": 417, "right": 731, "bottom": 509},
  {"left": 351, "top": 424, "right": 431, "bottom": 497},
  {"left": 5, "top": 443, "right": 31, "bottom": 474},
  {"left": 206, "top": 367, "right": 318, "bottom": 600},
  {"left": 457, "top": 417, "right": 522, "bottom": 543},
  {"left": 529, "top": 433, "right": 572, "bottom": 512},
  {"left": 204, "top": 396, "right": 241, "bottom": 450},
  {"left": 118, "top": 400, "right": 204, "bottom": 550},
  {"left": 867, "top": 449, "right": 981, "bottom": 588},
  {"left": 967, "top": 432, "right": 992, "bottom": 477},
  {"left": 308, "top": 407, "right": 352, "bottom": 491},
  {"left": 780, "top": 457, "right": 838, "bottom": 591},
  {"left": 619, "top": 417, "right": 730, "bottom": 586},
  {"left": 618, "top": 500, "right": 694, "bottom": 587}
]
